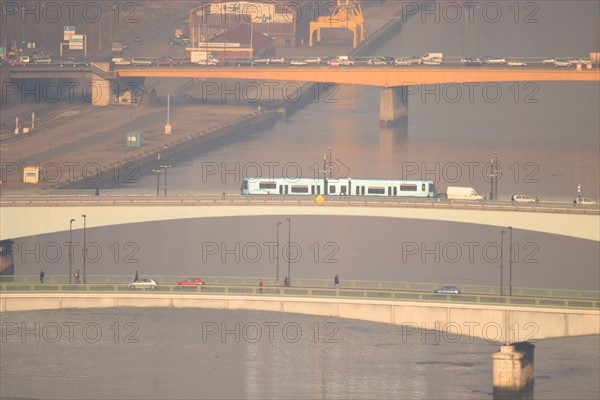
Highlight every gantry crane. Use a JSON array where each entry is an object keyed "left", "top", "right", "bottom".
[{"left": 309, "top": 0, "right": 365, "bottom": 48}]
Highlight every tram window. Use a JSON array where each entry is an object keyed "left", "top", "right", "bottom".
[
  {"left": 341, "top": 185, "right": 347, "bottom": 194},
  {"left": 393, "top": 187, "right": 397, "bottom": 196},
  {"left": 356, "top": 186, "right": 360, "bottom": 195},
  {"left": 279, "top": 185, "right": 283, "bottom": 194},
  {"left": 242, "top": 180, "right": 248, "bottom": 190},
  {"left": 422, "top": 183, "right": 426, "bottom": 191},
  {"left": 368, "top": 187, "right": 385, "bottom": 194},
  {"left": 259, "top": 181, "right": 277, "bottom": 190},
  {"left": 291, "top": 185, "right": 309, "bottom": 193},
  {"left": 388, "top": 187, "right": 391, "bottom": 196},
  {"left": 361, "top": 186, "right": 365, "bottom": 195},
  {"left": 284, "top": 185, "right": 288, "bottom": 194},
  {"left": 400, "top": 184, "right": 417, "bottom": 192},
  {"left": 311, "top": 185, "right": 315, "bottom": 195},
  {"left": 329, "top": 185, "right": 336, "bottom": 194},
  {"left": 317, "top": 185, "right": 321, "bottom": 195}
]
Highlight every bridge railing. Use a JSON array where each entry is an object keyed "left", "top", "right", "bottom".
[
  {"left": 1, "top": 281, "right": 598, "bottom": 310},
  {"left": 2, "top": 275, "right": 598, "bottom": 301}
]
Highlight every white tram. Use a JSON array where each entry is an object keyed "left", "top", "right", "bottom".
[{"left": 241, "top": 177, "right": 437, "bottom": 197}]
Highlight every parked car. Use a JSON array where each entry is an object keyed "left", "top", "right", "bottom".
[
  {"left": 290, "top": 59, "right": 308, "bottom": 66},
  {"left": 234, "top": 58, "right": 255, "bottom": 66},
  {"left": 129, "top": 278, "right": 157, "bottom": 289},
  {"left": 269, "top": 57, "right": 286, "bottom": 64},
  {"left": 432, "top": 286, "right": 461, "bottom": 294},
  {"left": 507, "top": 61, "right": 527, "bottom": 67},
  {"left": 394, "top": 58, "right": 413, "bottom": 66},
  {"left": 512, "top": 195, "right": 537, "bottom": 204},
  {"left": 176, "top": 278, "right": 205, "bottom": 286},
  {"left": 368, "top": 57, "right": 388, "bottom": 66},
  {"left": 541, "top": 57, "right": 556, "bottom": 65}
]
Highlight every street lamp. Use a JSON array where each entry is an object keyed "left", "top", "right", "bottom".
[
  {"left": 81, "top": 214, "right": 87, "bottom": 284},
  {"left": 69, "top": 218, "right": 75, "bottom": 283},
  {"left": 160, "top": 164, "right": 172, "bottom": 196},
  {"left": 152, "top": 169, "right": 164, "bottom": 195},
  {"left": 276, "top": 221, "right": 281, "bottom": 285},
  {"left": 287, "top": 218, "right": 292, "bottom": 286},
  {"left": 500, "top": 230, "right": 506, "bottom": 295},
  {"left": 509, "top": 226, "right": 513, "bottom": 296},
  {"left": 490, "top": 151, "right": 498, "bottom": 200}
]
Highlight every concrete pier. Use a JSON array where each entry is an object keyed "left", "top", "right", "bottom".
[
  {"left": 91, "top": 76, "right": 111, "bottom": 106},
  {"left": 493, "top": 342, "right": 535, "bottom": 399},
  {"left": 380, "top": 86, "right": 408, "bottom": 127}
]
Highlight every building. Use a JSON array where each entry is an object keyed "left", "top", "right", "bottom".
[{"left": 187, "top": 24, "right": 276, "bottom": 61}]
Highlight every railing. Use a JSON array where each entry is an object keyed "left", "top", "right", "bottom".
[
  {"left": 1, "top": 281, "right": 598, "bottom": 310},
  {"left": 1, "top": 193, "right": 597, "bottom": 214},
  {"left": 2, "top": 275, "right": 598, "bottom": 302}
]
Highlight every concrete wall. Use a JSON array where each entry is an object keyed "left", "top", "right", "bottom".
[{"left": 2, "top": 293, "right": 598, "bottom": 341}]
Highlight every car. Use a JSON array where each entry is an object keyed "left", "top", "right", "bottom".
[
  {"left": 33, "top": 57, "right": 52, "bottom": 64},
  {"left": 304, "top": 57, "right": 322, "bottom": 64},
  {"left": 9, "top": 59, "right": 27, "bottom": 67},
  {"left": 234, "top": 58, "right": 255, "bottom": 66},
  {"left": 512, "top": 195, "right": 537, "bottom": 204},
  {"left": 569, "top": 58, "right": 591, "bottom": 65},
  {"left": 17, "top": 56, "right": 30, "bottom": 63},
  {"left": 394, "top": 58, "right": 413, "bottom": 66},
  {"left": 432, "top": 286, "right": 461, "bottom": 294},
  {"left": 128, "top": 278, "right": 157, "bottom": 289},
  {"left": 553, "top": 59, "right": 572, "bottom": 67},
  {"left": 541, "top": 57, "right": 556, "bottom": 65},
  {"left": 481, "top": 56, "right": 506, "bottom": 64},
  {"left": 461, "top": 58, "right": 483, "bottom": 66},
  {"left": 290, "top": 59, "right": 308, "bottom": 66},
  {"left": 507, "top": 61, "right": 527, "bottom": 67},
  {"left": 176, "top": 277, "right": 205, "bottom": 286},
  {"left": 269, "top": 57, "right": 286, "bottom": 64},
  {"left": 134, "top": 36, "right": 142, "bottom": 42},
  {"left": 154, "top": 56, "right": 176, "bottom": 67},
  {"left": 253, "top": 57, "right": 271, "bottom": 65},
  {"left": 422, "top": 59, "right": 442, "bottom": 66},
  {"left": 131, "top": 57, "right": 154, "bottom": 66},
  {"left": 368, "top": 57, "right": 388, "bottom": 66},
  {"left": 574, "top": 197, "right": 598, "bottom": 205},
  {"left": 169, "top": 38, "right": 187, "bottom": 46}
]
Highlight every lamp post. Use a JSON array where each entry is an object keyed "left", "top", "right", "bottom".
[
  {"left": 509, "top": 226, "right": 513, "bottom": 296},
  {"left": 490, "top": 151, "right": 498, "bottom": 200},
  {"left": 500, "top": 230, "right": 506, "bottom": 295},
  {"left": 287, "top": 218, "right": 292, "bottom": 286},
  {"left": 160, "top": 164, "right": 172, "bottom": 195},
  {"left": 152, "top": 169, "right": 163, "bottom": 195},
  {"left": 276, "top": 221, "right": 281, "bottom": 285},
  {"left": 69, "top": 218, "right": 75, "bottom": 283},
  {"left": 81, "top": 214, "right": 87, "bottom": 284}
]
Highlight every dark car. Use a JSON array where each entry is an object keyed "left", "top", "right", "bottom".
[
  {"left": 234, "top": 58, "right": 255, "bottom": 66},
  {"left": 432, "top": 286, "right": 461, "bottom": 294},
  {"left": 462, "top": 58, "right": 483, "bottom": 66}
]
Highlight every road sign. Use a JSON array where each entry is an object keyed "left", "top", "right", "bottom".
[
  {"left": 64, "top": 26, "right": 76, "bottom": 40},
  {"left": 69, "top": 35, "right": 84, "bottom": 50}
]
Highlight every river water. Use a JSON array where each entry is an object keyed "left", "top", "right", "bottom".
[{"left": 3, "top": 1, "right": 600, "bottom": 398}]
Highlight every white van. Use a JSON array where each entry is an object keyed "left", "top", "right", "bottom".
[
  {"left": 421, "top": 52, "right": 443, "bottom": 63},
  {"left": 447, "top": 186, "right": 483, "bottom": 201}
]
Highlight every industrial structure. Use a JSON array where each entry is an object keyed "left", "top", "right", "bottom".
[{"left": 309, "top": 0, "right": 366, "bottom": 48}]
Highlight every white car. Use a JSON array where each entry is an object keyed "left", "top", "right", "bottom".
[
  {"left": 574, "top": 197, "right": 597, "bottom": 205},
  {"left": 541, "top": 57, "right": 556, "bottom": 65},
  {"left": 507, "top": 61, "right": 527, "bottom": 67},
  {"left": 128, "top": 278, "right": 157, "bottom": 289},
  {"left": 422, "top": 59, "right": 442, "bottom": 66},
  {"left": 569, "top": 58, "right": 591, "bottom": 65},
  {"left": 368, "top": 57, "right": 388, "bottom": 66},
  {"left": 304, "top": 57, "right": 322, "bottom": 64},
  {"left": 269, "top": 57, "right": 286, "bottom": 64},
  {"left": 290, "top": 60, "right": 308, "bottom": 66},
  {"left": 553, "top": 59, "right": 572, "bottom": 67},
  {"left": 394, "top": 58, "right": 413, "bottom": 66},
  {"left": 482, "top": 56, "right": 506, "bottom": 64},
  {"left": 512, "top": 195, "right": 537, "bottom": 204}
]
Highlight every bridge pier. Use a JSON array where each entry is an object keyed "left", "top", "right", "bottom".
[
  {"left": 492, "top": 342, "right": 535, "bottom": 399},
  {"left": 91, "top": 76, "right": 110, "bottom": 106},
  {"left": 380, "top": 86, "right": 408, "bottom": 127}
]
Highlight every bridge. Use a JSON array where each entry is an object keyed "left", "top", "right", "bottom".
[
  {"left": 1, "top": 195, "right": 599, "bottom": 241},
  {"left": 7, "top": 64, "right": 599, "bottom": 125}
]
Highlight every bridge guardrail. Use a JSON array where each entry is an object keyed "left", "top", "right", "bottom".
[
  {"left": 1, "top": 275, "right": 598, "bottom": 301},
  {"left": 1, "top": 281, "right": 598, "bottom": 310}
]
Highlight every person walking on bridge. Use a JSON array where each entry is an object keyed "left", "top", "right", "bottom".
[
  {"left": 40, "top": 270, "right": 45, "bottom": 284},
  {"left": 334, "top": 274, "right": 339, "bottom": 288}
]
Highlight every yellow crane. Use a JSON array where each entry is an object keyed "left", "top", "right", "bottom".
[{"left": 309, "top": 0, "right": 366, "bottom": 48}]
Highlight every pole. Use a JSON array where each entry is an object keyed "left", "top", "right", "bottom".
[
  {"left": 31, "top": 112, "right": 35, "bottom": 130},
  {"left": 509, "top": 226, "right": 513, "bottom": 296},
  {"left": 288, "top": 218, "right": 291, "bottom": 286},
  {"left": 276, "top": 221, "right": 281, "bottom": 285},
  {"left": 82, "top": 215, "right": 87, "bottom": 284},
  {"left": 328, "top": 146, "right": 333, "bottom": 178},
  {"left": 494, "top": 151, "right": 498, "bottom": 200},
  {"left": 69, "top": 219, "right": 75, "bottom": 283},
  {"left": 500, "top": 230, "right": 505, "bottom": 295}
]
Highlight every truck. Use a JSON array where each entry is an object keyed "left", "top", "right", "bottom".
[
  {"left": 446, "top": 186, "right": 483, "bottom": 201},
  {"left": 112, "top": 57, "right": 131, "bottom": 65},
  {"left": 191, "top": 51, "right": 219, "bottom": 66},
  {"left": 112, "top": 42, "right": 124, "bottom": 54},
  {"left": 421, "top": 52, "right": 443, "bottom": 63}
]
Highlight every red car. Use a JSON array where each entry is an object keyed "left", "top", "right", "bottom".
[
  {"left": 176, "top": 277, "right": 205, "bottom": 286},
  {"left": 9, "top": 60, "right": 27, "bottom": 67}
]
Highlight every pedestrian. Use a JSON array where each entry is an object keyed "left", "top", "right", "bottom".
[
  {"left": 334, "top": 274, "right": 339, "bottom": 288},
  {"left": 134, "top": 270, "right": 139, "bottom": 282},
  {"left": 258, "top": 279, "right": 263, "bottom": 293},
  {"left": 535, "top": 196, "right": 539, "bottom": 204},
  {"left": 40, "top": 270, "right": 45, "bottom": 284},
  {"left": 74, "top": 269, "right": 80, "bottom": 284},
  {"left": 284, "top": 276, "right": 288, "bottom": 287},
  {"left": 95, "top": 187, "right": 99, "bottom": 196}
]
